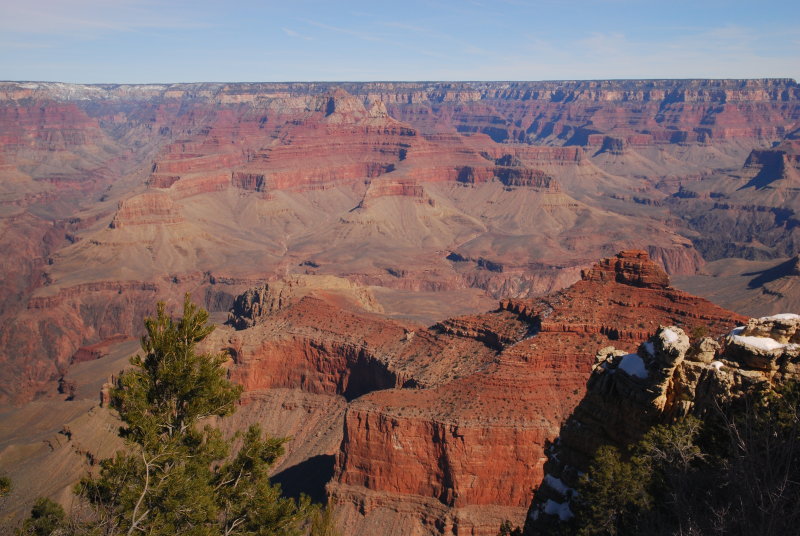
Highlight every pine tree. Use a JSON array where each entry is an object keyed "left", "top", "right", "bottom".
[
  {"left": 17, "top": 498, "right": 67, "bottom": 536},
  {"left": 76, "top": 294, "right": 315, "bottom": 535}
]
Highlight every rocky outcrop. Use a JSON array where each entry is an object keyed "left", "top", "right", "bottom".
[
  {"left": 69, "top": 334, "right": 128, "bottom": 364},
  {"left": 493, "top": 166, "right": 556, "bottom": 189},
  {"left": 227, "top": 275, "right": 383, "bottom": 330},
  {"left": 740, "top": 139, "right": 800, "bottom": 190},
  {"left": 325, "top": 251, "right": 744, "bottom": 535},
  {"left": 580, "top": 250, "right": 670, "bottom": 288},
  {"left": 358, "top": 177, "right": 428, "bottom": 207},
  {"left": 525, "top": 313, "right": 800, "bottom": 532}
]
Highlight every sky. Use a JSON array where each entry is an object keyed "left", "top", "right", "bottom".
[{"left": 0, "top": 0, "right": 798, "bottom": 83}]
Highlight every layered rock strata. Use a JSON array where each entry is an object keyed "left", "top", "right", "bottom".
[
  {"left": 217, "top": 251, "right": 742, "bottom": 535},
  {"left": 0, "top": 78, "right": 797, "bottom": 418},
  {"left": 323, "top": 252, "right": 743, "bottom": 534}
]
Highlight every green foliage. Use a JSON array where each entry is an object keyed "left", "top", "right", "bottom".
[
  {"left": 719, "top": 380, "right": 800, "bottom": 535},
  {"left": 308, "top": 506, "right": 341, "bottom": 536},
  {"left": 570, "top": 382, "right": 800, "bottom": 536},
  {"left": 0, "top": 475, "right": 11, "bottom": 497},
  {"left": 571, "top": 417, "right": 710, "bottom": 535},
  {"left": 17, "top": 497, "right": 66, "bottom": 536},
  {"left": 689, "top": 325, "right": 709, "bottom": 342},
  {"left": 73, "top": 294, "right": 316, "bottom": 536},
  {"left": 112, "top": 296, "right": 242, "bottom": 449},
  {"left": 497, "top": 520, "right": 523, "bottom": 536},
  {"left": 572, "top": 445, "right": 652, "bottom": 536},
  {"left": 215, "top": 424, "right": 312, "bottom": 535}
]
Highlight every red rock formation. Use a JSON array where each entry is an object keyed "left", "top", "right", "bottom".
[
  {"left": 0, "top": 101, "right": 101, "bottom": 150},
  {"left": 2, "top": 78, "right": 795, "bottom": 406},
  {"left": 358, "top": 177, "right": 428, "bottom": 207},
  {"left": 580, "top": 250, "right": 670, "bottom": 288},
  {"left": 0, "top": 79, "right": 797, "bottom": 520},
  {"left": 70, "top": 334, "right": 129, "bottom": 364},
  {"left": 109, "top": 191, "right": 183, "bottom": 228},
  {"left": 329, "top": 258, "right": 741, "bottom": 534},
  {"left": 218, "top": 251, "right": 742, "bottom": 535},
  {"left": 227, "top": 295, "right": 406, "bottom": 398}
]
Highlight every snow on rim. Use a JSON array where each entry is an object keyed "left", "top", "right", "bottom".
[
  {"left": 661, "top": 327, "right": 680, "bottom": 344},
  {"left": 544, "top": 499, "right": 574, "bottom": 521},
  {"left": 619, "top": 353, "right": 648, "bottom": 379},
  {"left": 731, "top": 334, "right": 786, "bottom": 352},
  {"left": 544, "top": 474, "right": 573, "bottom": 496},
  {"left": 760, "top": 313, "right": 800, "bottom": 322}
]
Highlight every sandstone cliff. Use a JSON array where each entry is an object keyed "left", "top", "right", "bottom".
[
  {"left": 212, "top": 251, "right": 741, "bottom": 535},
  {"left": 321, "top": 252, "right": 743, "bottom": 534},
  {"left": 9, "top": 79, "right": 778, "bottom": 401},
  {"left": 0, "top": 251, "right": 756, "bottom": 533}
]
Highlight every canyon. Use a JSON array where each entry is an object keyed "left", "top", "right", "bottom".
[{"left": 0, "top": 79, "right": 799, "bottom": 533}]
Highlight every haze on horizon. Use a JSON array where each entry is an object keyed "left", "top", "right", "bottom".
[{"left": 0, "top": 0, "right": 798, "bottom": 84}]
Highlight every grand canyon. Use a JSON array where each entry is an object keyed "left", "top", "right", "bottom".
[{"left": 1, "top": 79, "right": 799, "bottom": 534}]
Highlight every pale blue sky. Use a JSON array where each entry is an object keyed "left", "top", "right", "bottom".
[{"left": 1, "top": 0, "right": 798, "bottom": 83}]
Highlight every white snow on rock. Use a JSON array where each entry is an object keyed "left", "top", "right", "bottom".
[
  {"left": 731, "top": 333, "right": 787, "bottom": 352},
  {"left": 729, "top": 326, "right": 788, "bottom": 352},
  {"left": 710, "top": 361, "right": 724, "bottom": 371},
  {"left": 544, "top": 474, "right": 572, "bottom": 496},
  {"left": 761, "top": 313, "right": 800, "bottom": 322},
  {"left": 661, "top": 328, "right": 680, "bottom": 344},
  {"left": 544, "top": 499, "right": 574, "bottom": 521},
  {"left": 619, "top": 353, "right": 648, "bottom": 379}
]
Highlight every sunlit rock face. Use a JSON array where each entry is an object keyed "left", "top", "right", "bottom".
[{"left": 1, "top": 78, "right": 799, "bottom": 533}]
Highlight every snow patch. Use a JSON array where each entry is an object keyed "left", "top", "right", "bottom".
[
  {"left": 732, "top": 334, "right": 786, "bottom": 352},
  {"left": 643, "top": 341, "right": 655, "bottom": 356},
  {"left": 761, "top": 313, "right": 800, "bottom": 322},
  {"left": 544, "top": 499, "right": 574, "bottom": 521},
  {"left": 661, "top": 328, "right": 680, "bottom": 344},
  {"left": 544, "top": 474, "right": 571, "bottom": 496},
  {"left": 710, "top": 361, "right": 724, "bottom": 371},
  {"left": 619, "top": 353, "right": 648, "bottom": 379}
]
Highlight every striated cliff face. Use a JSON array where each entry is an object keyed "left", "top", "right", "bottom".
[
  {"left": 580, "top": 249, "right": 670, "bottom": 288},
  {"left": 4, "top": 79, "right": 775, "bottom": 401},
  {"left": 0, "top": 250, "right": 758, "bottom": 531},
  {"left": 1, "top": 78, "right": 799, "bottom": 533},
  {"left": 215, "top": 251, "right": 744, "bottom": 535},
  {"left": 524, "top": 313, "right": 800, "bottom": 532}
]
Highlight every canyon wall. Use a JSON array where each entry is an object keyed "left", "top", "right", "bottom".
[
  {"left": 0, "top": 78, "right": 799, "bottom": 532},
  {"left": 216, "top": 252, "right": 745, "bottom": 534}
]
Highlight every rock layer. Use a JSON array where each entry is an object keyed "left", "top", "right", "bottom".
[
  {"left": 217, "top": 251, "right": 742, "bottom": 535},
  {"left": 0, "top": 79, "right": 799, "bottom": 531}
]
